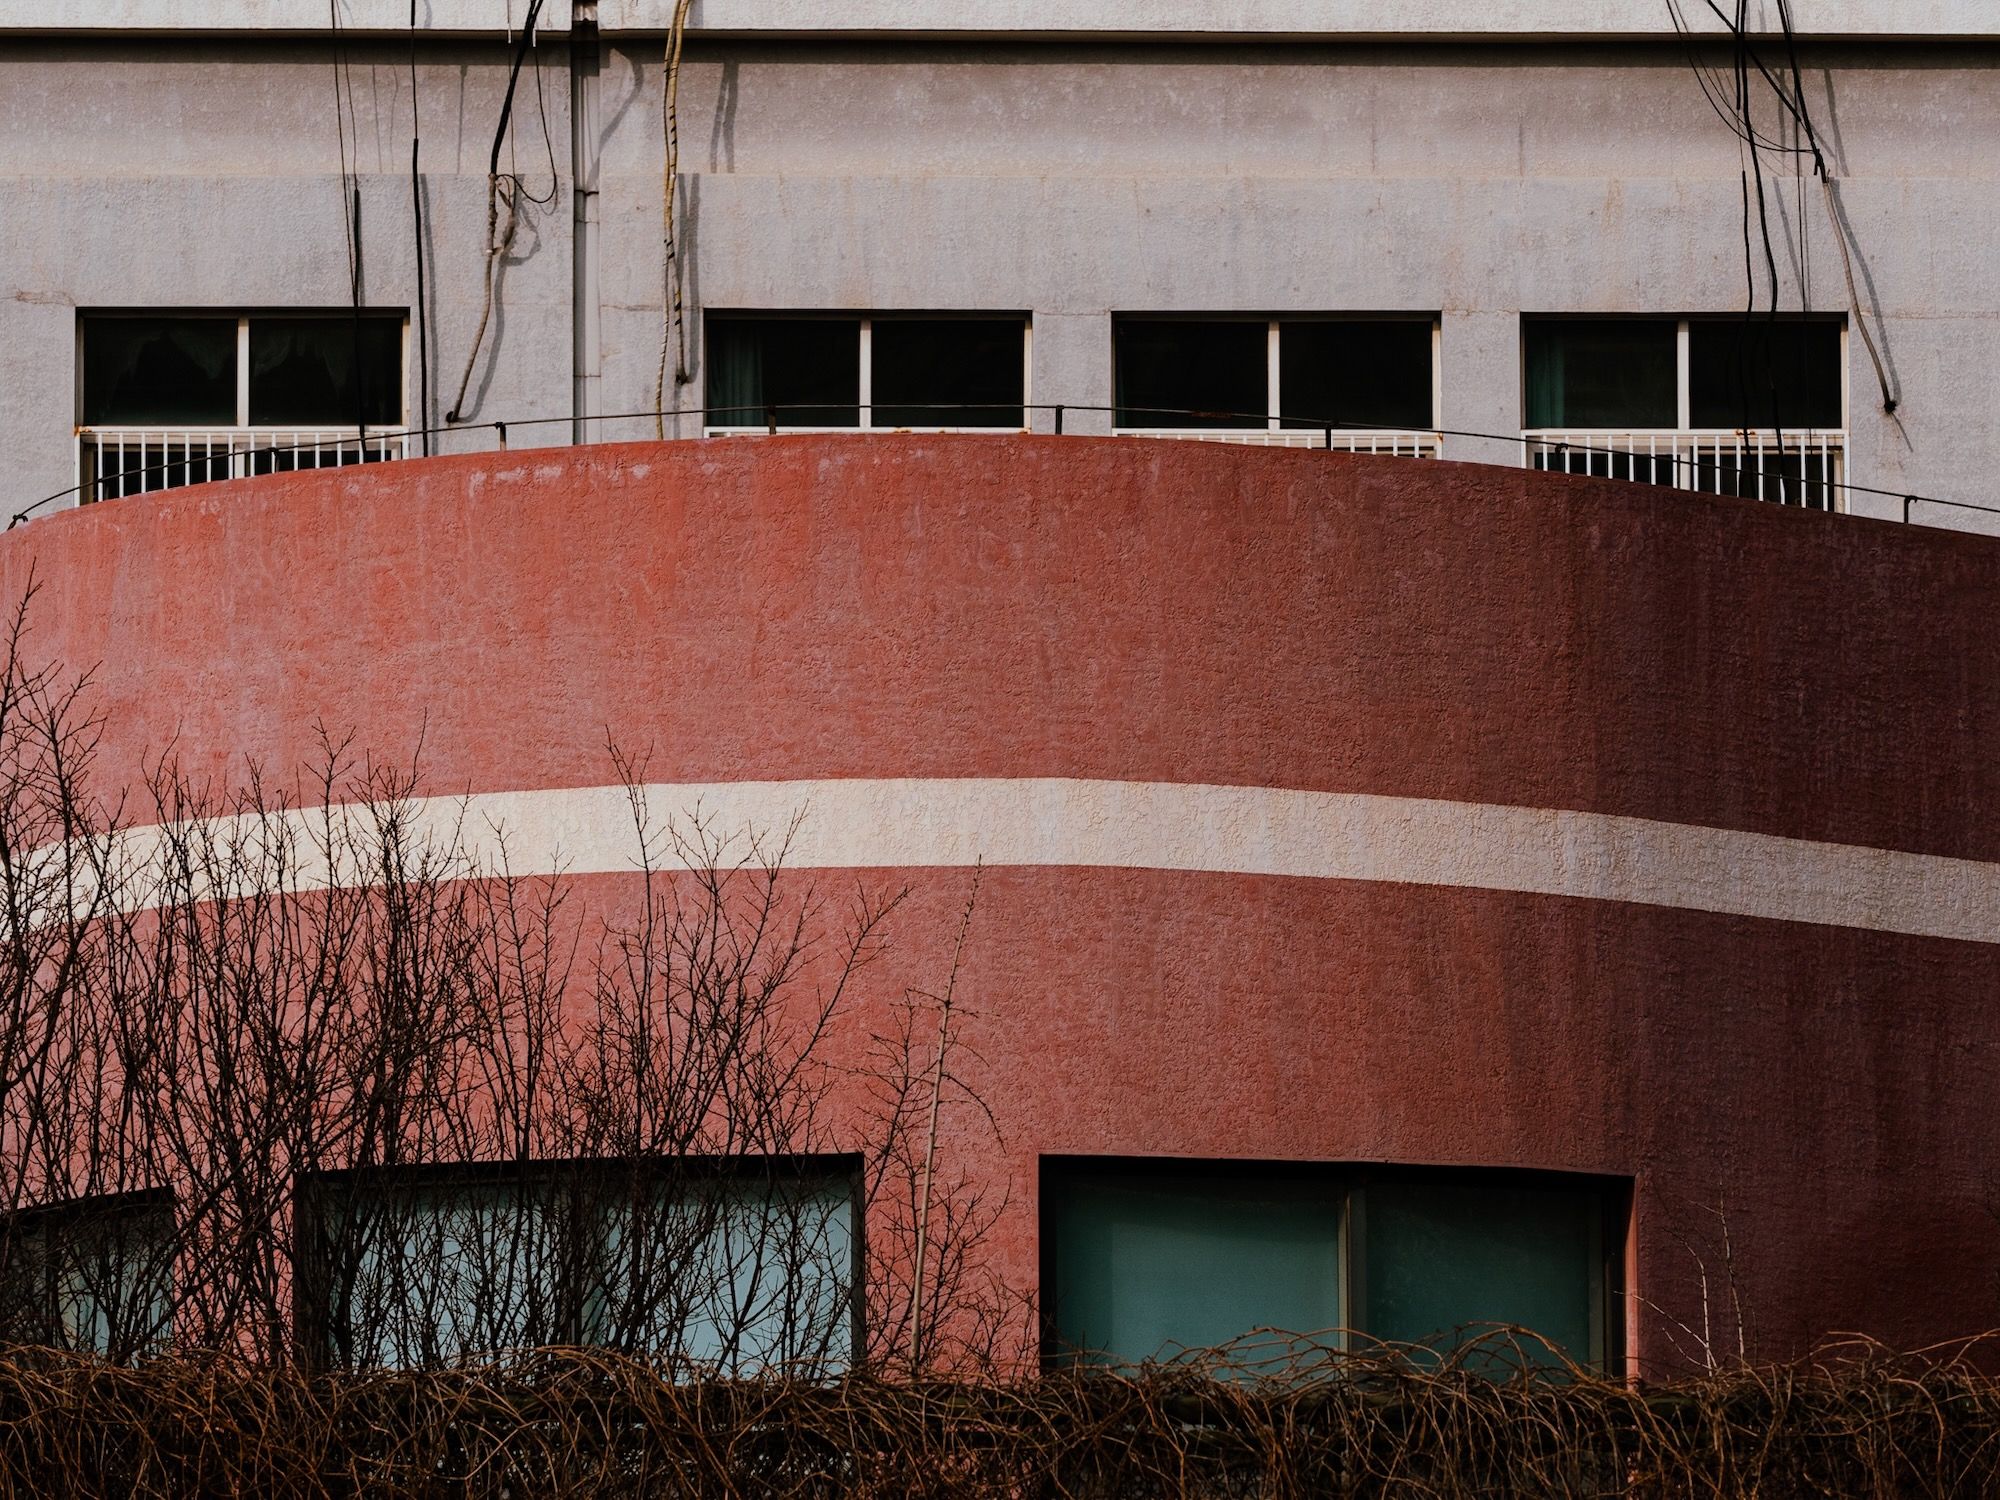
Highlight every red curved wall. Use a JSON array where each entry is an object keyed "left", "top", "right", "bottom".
[{"left": 7, "top": 435, "right": 2000, "bottom": 1371}]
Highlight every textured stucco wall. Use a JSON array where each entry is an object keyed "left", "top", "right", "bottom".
[
  {"left": 5, "top": 0, "right": 1990, "bottom": 39},
  {"left": 0, "top": 35, "right": 577, "bottom": 517},
  {"left": 3, "top": 437, "right": 1999, "bottom": 1369},
  {"left": 4, "top": 32, "right": 1997, "bottom": 530}
]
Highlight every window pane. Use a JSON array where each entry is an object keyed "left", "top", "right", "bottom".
[
  {"left": 706, "top": 317, "right": 861, "bottom": 428},
  {"left": 1114, "top": 319, "right": 1267, "bottom": 429},
  {"left": 316, "top": 1181, "right": 567, "bottom": 1368},
  {"left": 0, "top": 1194, "right": 175, "bottom": 1360},
  {"left": 1523, "top": 319, "right": 1677, "bottom": 428},
  {"left": 595, "top": 1168, "right": 856, "bottom": 1373},
  {"left": 1279, "top": 320, "right": 1433, "bottom": 429},
  {"left": 1361, "top": 1178, "right": 1606, "bottom": 1371},
  {"left": 871, "top": 318, "right": 1025, "bottom": 428},
  {"left": 83, "top": 317, "right": 237, "bottom": 425},
  {"left": 1046, "top": 1164, "right": 1343, "bottom": 1367},
  {"left": 249, "top": 317, "right": 403, "bottom": 426},
  {"left": 1688, "top": 319, "right": 1842, "bottom": 429}
]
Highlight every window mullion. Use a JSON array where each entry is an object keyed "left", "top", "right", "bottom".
[
  {"left": 858, "top": 318, "right": 872, "bottom": 430},
  {"left": 1267, "top": 320, "right": 1282, "bottom": 431},
  {"left": 1675, "top": 319, "right": 1691, "bottom": 432},
  {"left": 237, "top": 317, "right": 251, "bottom": 428},
  {"left": 1021, "top": 317, "right": 1034, "bottom": 431}
]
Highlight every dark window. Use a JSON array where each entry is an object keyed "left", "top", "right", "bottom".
[
  {"left": 871, "top": 318, "right": 1024, "bottom": 428},
  {"left": 706, "top": 317, "right": 861, "bottom": 428},
  {"left": 1114, "top": 319, "right": 1268, "bottom": 429},
  {"left": 1688, "top": 319, "right": 1842, "bottom": 430},
  {"left": 1044, "top": 1163, "right": 1345, "bottom": 1367},
  {"left": 0, "top": 1190, "right": 175, "bottom": 1360},
  {"left": 1044, "top": 1159, "right": 1620, "bottom": 1375},
  {"left": 1279, "top": 320, "right": 1433, "bottom": 429},
  {"left": 82, "top": 317, "right": 237, "bottom": 425},
  {"left": 1523, "top": 319, "right": 1678, "bottom": 428},
  {"left": 1356, "top": 1178, "right": 1606, "bottom": 1373},
  {"left": 249, "top": 316, "right": 403, "bottom": 426}
]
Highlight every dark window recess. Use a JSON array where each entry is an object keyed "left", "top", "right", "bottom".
[
  {"left": 1524, "top": 319, "right": 1678, "bottom": 428},
  {"left": 249, "top": 317, "right": 403, "bottom": 426},
  {"left": 1044, "top": 1163, "right": 1345, "bottom": 1369},
  {"left": 1279, "top": 320, "right": 1433, "bottom": 429},
  {"left": 1688, "top": 320, "right": 1842, "bottom": 430},
  {"left": 871, "top": 318, "right": 1024, "bottom": 428},
  {"left": 707, "top": 318, "right": 861, "bottom": 427},
  {"left": 82, "top": 317, "right": 237, "bottom": 425},
  {"left": 0, "top": 1190, "right": 176, "bottom": 1360},
  {"left": 1357, "top": 1178, "right": 1605, "bottom": 1374},
  {"left": 1044, "top": 1159, "right": 1620, "bottom": 1375},
  {"left": 1114, "top": 319, "right": 1267, "bottom": 429}
]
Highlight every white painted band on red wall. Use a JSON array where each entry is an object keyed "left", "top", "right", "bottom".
[{"left": 101, "top": 778, "right": 2000, "bottom": 944}]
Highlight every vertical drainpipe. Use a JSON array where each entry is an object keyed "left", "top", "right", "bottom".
[{"left": 571, "top": 0, "right": 602, "bottom": 444}]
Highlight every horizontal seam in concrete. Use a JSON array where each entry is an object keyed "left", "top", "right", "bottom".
[{"left": 96, "top": 778, "right": 2000, "bottom": 945}]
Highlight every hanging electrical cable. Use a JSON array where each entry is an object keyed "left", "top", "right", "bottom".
[
  {"left": 329, "top": 1, "right": 371, "bottom": 445},
  {"left": 653, "top": 0, "right": 697, "bottom": 439},
  {"left": 1663, "top": 0, "right": 1896, "bottom": 413},
  {"left": 446, "top": 0, "right": 548, "bottom": 424},
  {"left": 409, "top": 2, "right": 431, "bottom": 455}
]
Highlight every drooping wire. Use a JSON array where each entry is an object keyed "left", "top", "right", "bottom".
[
  {"left": 409, "top": 2, "right": 431, "bottom": 455},
  {"left": 1662, "top": 0, "right": 1895, "bottom": 414},
  {"left": 514, "top": 20, "right": 563, "bottom": 208},
  {"left": 330, "top": 0, "right": 370, "bottom": 445},
  {"left": 654, "top": 0, "right": 698, "bottom": 439},
  {"left": 446, "top": 0, "right": 548, "bottom": 424}
]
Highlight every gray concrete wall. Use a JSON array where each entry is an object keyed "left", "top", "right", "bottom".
[
  {"left": 0, "top": 34, "right": 576, "bottom": 521},
  {"left": 3, "top": 32, "right": 1997, "bottom": 528},
  {"left": 7, "top": 1, "right": 1987, "bottom": 40}
]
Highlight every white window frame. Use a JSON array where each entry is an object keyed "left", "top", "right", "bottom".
[
  {"left": 702, "top": 313, "right": 1033, "bottom": 436},
  {"left": 1520, "top": 316, "right": 1849, "bottom": 510},
  {"left": 1112, "top": 316, "right": 1444, "bottom": 457},
  {"left": 75, "top": 311, "right": 411, "bottom": 503}
]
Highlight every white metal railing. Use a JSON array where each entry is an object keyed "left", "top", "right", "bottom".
[
  {"left": 1116, "top": 428, "right": 1442, "bottom": 457},
  {"left": 1522, "top": 429, "right": 1847, "bottom": 511},
  {"left": 77, "top": 427, "right": 409, "bottom": 503}
]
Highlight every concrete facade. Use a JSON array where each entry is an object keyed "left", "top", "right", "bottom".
[{"left": 2, "top": 10, "right": 1998, "bottom": 527}]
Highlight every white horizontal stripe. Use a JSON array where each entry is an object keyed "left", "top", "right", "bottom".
[{"left": 94, "top": 779, "right": 2000, "bottom": 945}]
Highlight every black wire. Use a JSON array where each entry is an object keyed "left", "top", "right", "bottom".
[
  {"left": 330, "top": 2, "right": 369, "bottom": 445},
  {"left": 1663, "top": 0, "right": 1817, "bottom": 156},
  {"left": 23, "top": 405, "right": 1987, "bottom": 526},
  {"left": 490, "top": 0, "right": 550, "bottom": 185},
  {"left": 1775, "top": 0, "right": 1828, "bottom": 177},
  {"left": 410, "top": 4, "right": 431, "bottom": 456},
  {"left": 512, "top": 16, "right": 563, "bottom": 208}
]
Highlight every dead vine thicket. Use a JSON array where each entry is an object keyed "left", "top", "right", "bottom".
[{"left": 1, "top": 1332, "right": 1999, "bottom": 1497}]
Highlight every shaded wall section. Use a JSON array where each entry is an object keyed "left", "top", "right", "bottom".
[{"left": 4, "top": 435, "right": 1999, "bottom": 1369}]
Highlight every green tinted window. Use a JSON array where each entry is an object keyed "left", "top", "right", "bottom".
[
  {"left": 706, "top": 317, "right": 861, "bottom": 428},
  {"left": 1359, "top": 1179, "right": 1605, "bottom": 1371},
  {"left": 1523, "top": 319, "right": 1677, "bottom": 428},
  {"left": 1046, "top": 1165, "right": 1343, "bottom": 1366}
]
